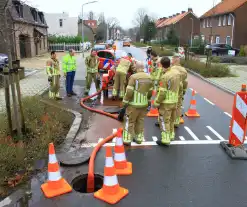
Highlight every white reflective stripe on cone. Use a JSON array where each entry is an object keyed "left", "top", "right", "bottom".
[
  {"left": 114, "top": 152, "right": 126, "bottom": 162},
  {"left": 232, "top": 120, "right": 245, "bottom": 143},
  {"left": 48, "top": 171, "right": 62, "bottom": 181},
  {"left": 115, "top": 137, "right": 123, "bottom": 146},
  {"left": 190, "top": 104, "right": 196, "bottom": 109},
  {"left": 49, "top": 154, "right": 58, "bottom": 164},
  {"left": 105, "top": 157, "right": 114, "bottom": 167},
  {"left": 104, "top": 175, "right": 118, "bottom": 186}
]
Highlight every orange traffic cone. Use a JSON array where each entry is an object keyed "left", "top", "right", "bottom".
[
  {"left": 147, "top": 90, "right": 159, "bottom": 117},
  {"left": 94, "top": 146, "right": 129, "bottom": 205},
  {"left": 41, "top": 143, "right": 72, "bottom": 198},
  {"left": 185, "top": 90, "right": 200, "bottom": 117},
  {"left": 114, "top": 128, "right": 132, "bottom": 175}
]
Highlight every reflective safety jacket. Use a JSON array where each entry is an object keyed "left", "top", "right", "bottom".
[
  {"left": 85, "top": 55, "right": 99, "bottom": 73},
  {"left": 46, "top": 58, "right": 60, "bottom": 76},
  {"left": 171, "top": 64, "right": 188, "bottom": 95},
  {"left": 154, "top": 68, "right": 181, "bottom": 106},
  {"left": 123, "top": 71, "right": 153, "bottom": 108},
  {"left": 62, "top": 54, "right": 76, "bottom": 73},
  {"left": 116, "top": 57, "right": 135, "bottom": 74}
]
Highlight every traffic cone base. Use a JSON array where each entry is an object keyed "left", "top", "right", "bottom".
[
  {"left": 147, "top": 109, "right": 159, "bottom": 117},
  {"left": 41, "top": 178, "right": 72, "bottom": 198},
  {"left": 115, "top": 162, "right": 132, "bottom": 175},
  {"left": 94, "top": 186, "right": 129, "bottom": 205},
  {"left": 185, "top": 112, "right": 200, "bottom": 117},
  {"left": 180, "top": 117, "right": 184, "bottom": 124}
]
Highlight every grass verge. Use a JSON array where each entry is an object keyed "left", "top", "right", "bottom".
[
  {"left": 180, "top": 59, "right": 234, "bottom": 78},
  {"left": 0, "top": 96, "right": 73, "bottom": 192}
]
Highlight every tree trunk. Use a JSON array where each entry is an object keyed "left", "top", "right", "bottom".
[{"left": 4, "top": 2, "right": 22, "bottom": 136}]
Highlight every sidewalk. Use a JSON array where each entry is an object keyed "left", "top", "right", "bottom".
[{"left": 0, "top": 52, "right": 89, "bottom": 113}]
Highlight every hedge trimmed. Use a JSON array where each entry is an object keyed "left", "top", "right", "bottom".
[{"left": 211, "top": 56, "right": 247, "bottom": 65}]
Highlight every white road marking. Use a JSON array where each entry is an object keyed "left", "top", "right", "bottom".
[
  {"left": 0, "top": 197, "right": 12, "bottom": 206},
  {"left": 224, "top": 112, "right": 232, "bottom": 118},
  {"left": 184, "top": 126, "right": 199, "bottom": 140},
  {"left": 179, "top": 136, "right": 185, "bottom": 141},
  {"left": 204, "top": 98, "right": 215, "bottom": 105},
  {"left": 81, "top": 140, "right": 228, "bottom": 148},
  {"left": 152, "top": 136, "right": 158, "bottom": 142},
  {"left": 206, "top": 126, "right": 225, "bottom": 141},
  {"left": 98, "top": 138, "right": 103, "bottom": 143},
  {"left": 143, "top": 137, "right": 146, "bottom": 141},
  {"left": 205, "top": 135, "right": 212, "bottom": 140}
]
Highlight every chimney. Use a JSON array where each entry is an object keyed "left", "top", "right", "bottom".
[
  {"left": 176, "top": 13, "right": 180, "bottom": 15},
  {"left": 169, "top": 16, "right": 172, "bottom": 18},
  {"left": 188, "top": 8, "right": 193, "bottom": 12},
  {"left": 173, "top": 14, "right": 176, "bottom": 17},
  {"left": 181, "top": 11, "right": 186, "bottom": 14},
  {"left": 162, "top": 17, "right": 167, "bottom": 20}
]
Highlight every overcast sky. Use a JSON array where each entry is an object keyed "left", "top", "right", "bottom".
[{"left": 27, "top": 0, "right": 221, "bottom": 29}]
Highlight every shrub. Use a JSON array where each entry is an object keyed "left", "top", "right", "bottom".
[
  {"left": 48, "top": 35, "right": 88, "bottom": 43},
  {"left": 132, "top": 42, "right": 147, "bottom": 47},
  {"left": 211, "top": 56, "right": 247, "bottom": 65},
  {"left": 211, "top": 56, "right": 221, "bottom": 63},
  {"left": 0, "top": 96, "right": 73, "bottom": 187},
  {"left": 151, "top": 46, "right": 174, "bottom": 57},
  {"left": 189, "top": 45, "right": 205, "bottom": 55},
  {"left": 238, "top": 45, "right": 246, "bottom": 57},
  {"left": 180, "top": 59, "right": 232, "bottom": 78}
]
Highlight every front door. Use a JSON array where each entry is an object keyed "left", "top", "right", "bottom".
[{"left": 19, "top": 35, "right": 26, "bottom": 58}]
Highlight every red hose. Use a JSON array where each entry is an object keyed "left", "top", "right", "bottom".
[{"left": 80, "top": 88, "right": 120, "bottom": 192}]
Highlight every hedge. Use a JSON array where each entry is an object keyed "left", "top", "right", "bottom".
[
  {"left": 180, "top": 59, "right": 232, "bottom": 78},
  {"left": 48, "top": 35, "right": 88, "bottom": 43},
  {"left": 211, "top": 56, "right": 247, "bottom": 65}
]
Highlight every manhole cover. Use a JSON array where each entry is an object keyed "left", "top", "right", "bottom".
[
  {"left": 58, "top": 148, "right": 90, "bottom": 166},
  {"left": 72, "top": 173, "right": 103, "bottom": 193},
  {"left": 103, "top": 107, "right": 121, "bottom": 114}
]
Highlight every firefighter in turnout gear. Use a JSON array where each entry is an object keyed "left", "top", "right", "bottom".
[
  {"left": 150, "top": 50, "right": 162, "bottom": 91},
  {"left": 122, "top": 61, "right": 153, "bottom": 145},
  {"left": 46, "top": 51, "right": 62, "bottom": 100},
  {"left": 112, "top": 53, "right": 135, "bottom": 100},
  {"left": 84, "top": 50, "right": 100, "bottom": 95},
  {"left": 154, "top": 57, "right": 181, "bottom": 145},
  {"left": 171, "top": 55, "right": 188, "bottom": 127}
]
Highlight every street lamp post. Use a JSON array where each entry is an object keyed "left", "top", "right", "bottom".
[
  {"left": 81, "top": 0, "right": 98, "bottom": 58},
  {"left": 190, "top": 18, "right": 194, "bottom": 47}
]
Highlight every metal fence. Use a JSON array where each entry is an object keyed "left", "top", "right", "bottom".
[{"left": 49, "top": 43, "right": 82, "bottom": 52}]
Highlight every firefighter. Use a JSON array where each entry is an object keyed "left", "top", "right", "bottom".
[
  {"left": 154, "top": 57, "right": 181, "bottom": 145},
  {"left": 146, "top": 46, "right": 152, "bottom": 60},
  {"left": 62, "top": 49, "right": 77, "bottom": 97},
  {"left": 150, "top": 50, "right": 160, "bottom": 85},
  {"left": 84, "top": 50, "right": 100, "bottom": 95},
  {"left": 122, "top": 61, "right": 153, "bottom": 145},
  {"left": 112, "top": 53, "right": 135, "bottom": 100},
  {"left": 171, "top": 54, "right": 188, "bottom": 127},
  {"left": 46, "top": 51, "right": 62, "bottom": 100}
]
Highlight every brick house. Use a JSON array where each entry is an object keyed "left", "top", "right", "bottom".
[
  {"left": 78, "top": 19, "right": 97, "bottom": 42},
  {"left": 156, "top": 8, "right": 200, "bottom": 45},
  {"left": 0, "top": 0, "right": 48, "bottom": 60},
  {"left": 200, "top": 0, "right": 247, "bottom": 48}
]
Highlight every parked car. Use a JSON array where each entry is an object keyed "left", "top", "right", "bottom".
[
  {"left": 0, "top": 54, "right": 8, "bottom": 72},
  {"left": 97, "top": 49, "right": 128, "bottom": 73},
  {"left": 123, "top": 41, "right": 130, "bottom": 47},
  {"left": 205, "top": 43, "right": 240, "bottom": 56}
]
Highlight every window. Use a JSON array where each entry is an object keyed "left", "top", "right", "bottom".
[
  {"left": 39, "top": 13, "right": 44, "bottom": 24},
  {"left": 203, "top": 19, "right": 206, "bottom": 28},
  {"left": 216, "top": 36, "right": 220, "bottom": 43},
  {"left": 201, "top": 35, "right": 205, "bottom": 42},
  {"left": 223, "top": 15, "right": 226, "bottom": 26},
  {"left": 92, "top": 23, "right": 94, "bottom": 26},
  {"left": 228, "top": 15, "right": 232, "bottom": 25},
  {"left": 43, "top": 37, "right": 46, "bottom": 48},
  {"left": 218, "top": 16, "right": 221, "bottom": 26},
  {"left": 31, "top": 9, "right": 38, "bottom": 22},
  {"left": 59, "top": 19, "right": 63, "bottom": 27},
  {"left": 209, "top": 18, "right": 212, "bottom": 27},
  {"left": 210, "top": 36, "right": 214, "bottom": 44},
  {"left": 15, "top": 4, "right": 23, "bottom": 18},
  {"left": 226, "top": 36, "right": 231, "bottom": 45},
  {"left": 207, "top": 19, "right": 209, "bottom": 27}
]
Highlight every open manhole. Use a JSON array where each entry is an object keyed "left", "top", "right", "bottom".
[{"left": 72, "top": 173, "right": 103, "bottom": 193}]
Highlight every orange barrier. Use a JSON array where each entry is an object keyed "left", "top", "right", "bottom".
[
  {"left": 41, "top": 143, "right": 72, "bottom": 198},
  {"left": 94, "top": 146, "right": 129, "bottom": 205},
  {"left": 147, "top": 90, "right": 159, "bottom": 117},
  {"left": 229, "top": 84, "right": 247, "bottom": 146},
  {"left": 185, "top": 90, "right": 200, "bottom": 117},
  {"left": 114, "top": 128, "right": 132, "bottom": 175}
]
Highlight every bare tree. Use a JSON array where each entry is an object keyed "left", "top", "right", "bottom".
[
  {"left": 87, "top": 11, "right": 96, "bottom": 20},
  {"left": 98, "top": 12, "right": 106, "bottom": 25},
  {"left": 107, "top": 17, "right": 119, "bottom": 39},
  {"left": 132, "top": 8, "right": 147, "bottom": 27}
]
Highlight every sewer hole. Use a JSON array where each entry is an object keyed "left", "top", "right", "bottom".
[{"left": 72, "top": 173, "right": 103, "bottom": 193}]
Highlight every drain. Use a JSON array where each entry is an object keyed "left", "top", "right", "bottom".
[{"left": 72, "top": 173, "right": 103, "bottom": 193}]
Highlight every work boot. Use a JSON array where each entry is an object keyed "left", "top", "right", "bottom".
[
  {"left": 174, "top": 117, "right": 180, "bottom": 128},
  {"left": 55, "top": 97, "right": 63, "bottom": 101},
  {"left": 67, "top": 94, "right": 72, "bottom": 97},
  {"left": 155, "top": 122, "right": 160, "bottom": 127},
  {"left": 134, "top": 134, "right": 144, "bottom": 144},
  {"left": 123, "top": 131, "right": 132, "bottom": 146},
  {"left": 71, "top": 91, "right": 77, "bottom": 96},
  {"left": 170, "top": 131, "right": 175, "bottom": 141},
  {"left": 157, "top": 131, "right": 170, "bottom": 146}
]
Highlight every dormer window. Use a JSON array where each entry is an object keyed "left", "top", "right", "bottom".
[
  {"left": 14, "top": 1, "right": 23, "bottom": 18},
  {"left": 31, "top": 8, "right": 38, "bottom": 22},
  {"left": 38, "top": 12, "right": 44, "bottom": 24}
]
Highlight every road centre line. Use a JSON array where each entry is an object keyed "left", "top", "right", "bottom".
[
  {"left": 205, "top": 135, "right": 213, "bottom": 140},
  {"left": 204, "top": 98, "right": 215, "bottom": 105},
  {"left": 224, "top": 112, "right": 232, "bottom": 118},
  {"left": 206, "top": 126, "right": 225, "bottom": 141},
  {"left": 184, "top": 126, "right": 199, "bottom": 140}
]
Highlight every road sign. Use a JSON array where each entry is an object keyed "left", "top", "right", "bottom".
[{"left": 228, "top": 50, "right": 236, "bottom": 56}]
